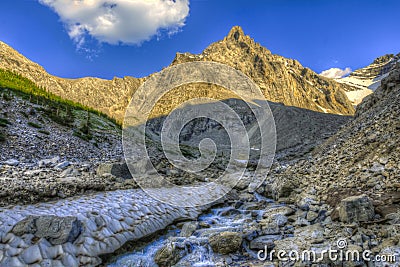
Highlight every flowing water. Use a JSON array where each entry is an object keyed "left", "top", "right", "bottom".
[{"left": 108, "top": 195, "right": 279, "bottom": 267}]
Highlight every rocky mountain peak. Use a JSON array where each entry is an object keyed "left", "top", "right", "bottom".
[
  {"left": 226, "top": 25, "right": 246, "bottom": 41},
  {"left": 173, "top": 26, "right": 354, "bottom": 115}
]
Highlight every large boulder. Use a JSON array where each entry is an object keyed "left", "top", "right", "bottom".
[
  {"left": 154, "top": 242, "right": 186, "bottom": 267},
  {"left": 96, "top": 161, "right": 132, "bottom": 179},
  {"left": 180, "top": 221, "right": 198, "bottom": 237},
  {"left": 12, "top": 215, "right": 82, "bottom": 245},
  {"left": 209, "top": 231, "right": 242, "bottom": 254},
  {"left": 338, "top": 195, "right": 375, "bottom": 223}
]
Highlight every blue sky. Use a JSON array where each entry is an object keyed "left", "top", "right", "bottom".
[{"left": 1, "top": 0, "right": 399, "bottom": 79}]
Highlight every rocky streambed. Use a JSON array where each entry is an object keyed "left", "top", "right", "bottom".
[
  {"left": 107, "top": 189, "right": 400, "bottom": 267},
  {"left": 1, "top": 181, "right": 399, "bottom": 267},
  {"left": 0, "top": 163, "right": 399, "bottom": 267}
]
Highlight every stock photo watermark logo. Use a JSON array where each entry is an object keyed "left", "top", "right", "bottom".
[
  {"left": 257, "top": 238, "right": 397, "bottom": 264},
  {"left": 122, "top": 61, "right": 276, "bottom": 207}
]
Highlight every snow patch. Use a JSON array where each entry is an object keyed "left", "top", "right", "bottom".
[{"left": 345, "top": 89, "right": 373, "bottom": 106}]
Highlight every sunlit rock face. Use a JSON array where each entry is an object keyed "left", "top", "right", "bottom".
[{"left": 0, "top": 26, "right": 355, "bottom": 125}]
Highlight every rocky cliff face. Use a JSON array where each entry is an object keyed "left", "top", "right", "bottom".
[{"left": 1, "top": 26, "right": 355, "bottom": 123}]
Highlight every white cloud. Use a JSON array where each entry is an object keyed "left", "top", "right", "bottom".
[
  {"left": 319, "top": 67, "right": 352, "bottom": 79},
  {"left": 39, "top": 0, "right": 190, "bottom": 46}
]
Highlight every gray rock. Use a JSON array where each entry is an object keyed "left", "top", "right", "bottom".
[
  {"left": 60, "top": 167, "right": 80, "bottom": 178},
  {"left": 96, "top": 161, "right": 132, "bottom": 179},
  {"left": 12, "top": 215, "right": 82, "bottom": 245},
  {"left": 370, "top": 162, "right": 385, "bottom": 173},
  {"left": 294, "top": 224, "right": 324, "bottom": 239},
  {"left": 271, "top": 214, "right": 288, "bottom": 227},
  {"left": 249, "top": 235, "right": 282, "bottom": 250},
  {"left": 263, "top": 206, "right": 295, "bottom": 217},
  {"left": 338, "top": 195, "right": 375, "bottom": 223},
  {"left": 297, "top": 193, "right": 318, "bottom": 211},
  {"left": 180, "top": 221, "right": 198, "bottom": 237},
  {"left": 261, "top": 222, "right": 281, "bottom": 235},
  {"left": 209, "top": 232, "right": 242, "bottom": 254},
  {"left": 154, "top": 242, "right": 186, "bottom": 267},
  {"left": 306, "top": 211, "right": 319, "bottom": 222}
]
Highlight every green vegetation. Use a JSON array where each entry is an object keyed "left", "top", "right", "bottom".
[
  {"left": 38, "top": 129, "right": 50, "bottom": 135},
  {"left": 73, "top": 110, "right": 93, "bottom": 141},
  {"left": 0, "top": 69, "right": 121, "bottom": 143},
  {"left": 0, "top": 117, "right": 10, "bottom": 127},
  {"left": 73, "top": 130, "right": 93, "bottom": 141},
  {"left": 20, "top": 111, "right": 29, "bottom": 118},
  {"left": 27, "top": 121, "right": 42, "bottom": 128},
  {"left": 0, "top": 69, "right": 120, "bottom": 126},
  {"left": 0, "top": 117, "right": 10, "bottom": 141}
]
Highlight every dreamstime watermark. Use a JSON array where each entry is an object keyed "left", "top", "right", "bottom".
[
  {"left": 257, "top": 238, "right": 397, "bottom": 264},
  {"left": 122, "top": 61, "right": 276, "bottom": 207}
]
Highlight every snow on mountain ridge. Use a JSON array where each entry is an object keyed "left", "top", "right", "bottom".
[{"left": 336, "top": 53, "right": 399, "bottom": 105}]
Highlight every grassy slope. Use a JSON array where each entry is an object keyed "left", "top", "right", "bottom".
[
  {"left": 0, "top": 69, "right": 120, "bottom": 126},
  {"left": 0, "top": 69, "right": 121, "bottom": 142}
]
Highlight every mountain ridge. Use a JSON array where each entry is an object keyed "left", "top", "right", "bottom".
[
  {"left": 172, "top": 26, "right": 355, "bottom": 115},
  {"left": 1, "top": 26, "right": 355, "bottom": 123},
  {"left": 338, "top": 52, "right": 400, "bottom": 105}
]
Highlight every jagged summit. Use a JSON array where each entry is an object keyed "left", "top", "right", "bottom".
[
  {"left": 173, "top": 26, "right": 354, "bottom": 115},
  {"left": 226, "top": 25, "right": 246, "bottom": 41}
]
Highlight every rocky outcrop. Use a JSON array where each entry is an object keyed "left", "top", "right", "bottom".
[
  {"left": 343, "top": 54, "right": 399, "bottom": 87},
  {"left": 180, "top": 221, "right": 199, "bottom": 237},
  {"left": 96, "top": 161, "right": 132, "bottom": 179},
  {"left": 154, "top": 242, "right": 187, "bottom": 267},
  {"left": 1, "top": 26, "right": 355, "bottom": 124}
]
